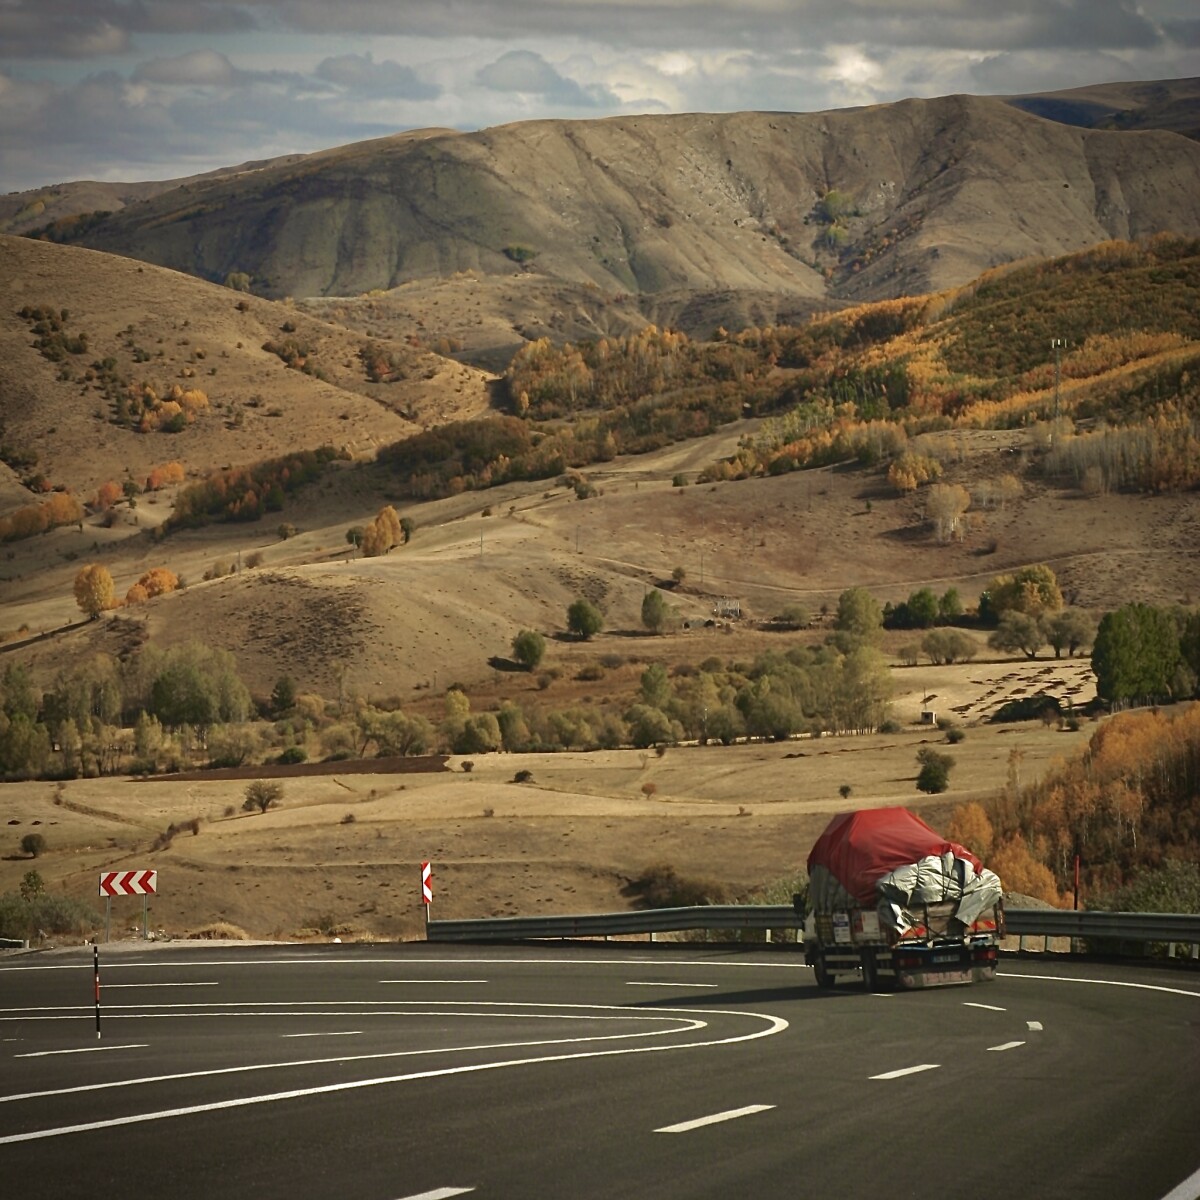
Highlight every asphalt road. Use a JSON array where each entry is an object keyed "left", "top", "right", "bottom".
[{"left": 1, "top": 944, "right": 1197, "bottom": 1200}]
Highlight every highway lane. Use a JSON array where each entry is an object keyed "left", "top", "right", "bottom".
[{"left": 0, "top": 945, "right": 1197, "bottom": 1200}]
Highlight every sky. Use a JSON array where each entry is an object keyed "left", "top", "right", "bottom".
[{"left": 1, "top": 0, "right": 1197, "bottom": 193}]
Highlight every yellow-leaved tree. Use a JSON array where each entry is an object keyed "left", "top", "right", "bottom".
[{"left": 73, "top": 564, "right": 115, "bottom": 618}]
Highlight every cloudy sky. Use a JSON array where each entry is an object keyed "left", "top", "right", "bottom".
[{"left": 2, "top": 0, "right": 1197, "bottom": 193}]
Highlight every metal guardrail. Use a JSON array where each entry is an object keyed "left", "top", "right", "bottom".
[
  {"left": 1004, "top": 908, "right": 1200, "bottom": 944},
  {"left": 426, "top": 905, "right": 1200, "bottom": 948},
  {"left": 427, "top": 904, "right": 803, "bottom": 942}
]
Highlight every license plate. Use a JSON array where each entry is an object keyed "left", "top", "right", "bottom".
[{"left": 932, "top": 954, "right": 959, "bottom": 963}]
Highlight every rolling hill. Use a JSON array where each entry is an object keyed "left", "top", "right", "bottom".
[{"left": 14, "top": 81, "right": 1200, "bottom": 365}]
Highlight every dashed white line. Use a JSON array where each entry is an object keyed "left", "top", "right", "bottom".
[
  {"left": 16, "top": 1044, "right": 147, "bottom": 1058},
  {"left": 655, "top": 1104, "right": 775, "bottom": 1133},
  {"left": 963, "top": 1001, "right": 1007, "bottom": 1012},
  {"left": 987, "top": 1041, "right": 1026, "bottom": 1052},
  {"left": 870, "top": 1064, "right": 940, "bottom": 1080},
  {"left": 626, "top": 982, "right": 719, "bottom": 989},
  {"left": 397, "top": 1189, "right": 474, "bottom": 1200},
  {"left": 379, "top": 981, "right": 487, "bottom": 985},
  {"left": 105, "top": 983, "right": 218, "bottom": 989},
  {"left": 281, "top": 1031, "right": 362, "bottom": 1039},
  {"left": 1027, "top": 1021, "right": 1043, "bottom": 1031}
]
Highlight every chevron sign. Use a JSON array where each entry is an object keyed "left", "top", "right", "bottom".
[
  {"left": 421, "top": 861, "right": 432, "bottom": 905},
  {"left": 99, "top": 870, "right": 158, "bottom": 897}
]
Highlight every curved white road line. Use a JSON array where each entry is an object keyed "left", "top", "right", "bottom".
[
  {"left": 0, "top": 1002, "right": 783, "bottom": 1122},
  {"left": 998, "top": 972, "right": 1200, "bottom": 1000}
]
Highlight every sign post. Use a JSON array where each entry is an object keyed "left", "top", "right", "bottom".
[
  {"left": 99, "top": 870, "right": 158, "bottom": 941},
  {"left": 421, "top": 861, "right": 432, "bottom": 935}
]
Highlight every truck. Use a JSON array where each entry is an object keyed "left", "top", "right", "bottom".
[{"left": 797, "top": 807, "right": 1004, "bottom": 990}]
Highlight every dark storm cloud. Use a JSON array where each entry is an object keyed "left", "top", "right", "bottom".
[
  {"left": 251, "top": 0, "right": 1177, "bottom": 54},
  {"left": 0, "top": 0, "right": 255, "bottom": 58}
]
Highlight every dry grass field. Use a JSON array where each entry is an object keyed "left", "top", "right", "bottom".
[{"left": 3, "top": 238, "right": 1199, "bottom": 945}]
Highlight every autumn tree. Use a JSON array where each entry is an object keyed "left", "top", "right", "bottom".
[
  {"left": 73, "top": 564, "right": 115, "bottom": 618},
  {"left": 360, "top": 505, "right": 404, "bottom": 557},
  {"left": 981, "top": 564, "right": 1063, "bottom": 622},
  {"left": 94, "top": 480, "right": 122, "bottom": 510},
  {"left": 926, "top": 482, "right": 971, "bottom": 542},
  {"left": 945, "top": 801, "right": 994, "bottom": 859}
]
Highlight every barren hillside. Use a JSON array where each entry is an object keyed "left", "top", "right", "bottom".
[
  {"left": 0, "top": 236, "right": 492, "bottom": 501},
  {"left": 19, "top": 85, "right": 1200, "bottom": 359}
]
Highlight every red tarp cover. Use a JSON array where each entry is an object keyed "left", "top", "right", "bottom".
[{"left": 807, "top": 807, "right": 984, "bottom": 907}]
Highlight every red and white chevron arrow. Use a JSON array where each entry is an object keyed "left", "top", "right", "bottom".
[
  {"left": 98, "top": 870, "right": 158, "bottom": 897},
  {"left": 420, "top": 861, "right": 432, "bottom": 905}
]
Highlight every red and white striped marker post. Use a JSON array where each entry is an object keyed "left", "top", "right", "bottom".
[{"left": 421, "top": 862, "right": 432, "bottom": 932}]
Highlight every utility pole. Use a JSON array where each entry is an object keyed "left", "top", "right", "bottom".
[{"left": 1051, "top": 337, "right": 1065, "bottom": 420}]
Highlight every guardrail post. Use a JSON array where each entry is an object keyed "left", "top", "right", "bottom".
[{"left": 649, "top": 931, "right": 655, "bottom": 943}]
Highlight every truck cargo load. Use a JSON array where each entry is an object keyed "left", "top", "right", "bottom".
[{"left": 800, "top": 807, "right": 1004, "bottom": 990}]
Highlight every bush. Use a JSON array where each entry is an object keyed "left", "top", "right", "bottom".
[
  {"left": 277, "top": 746, "right": 307, "bottom": 764},
  {"left": 945, "top": 726, "right": 965, "bottom": 744},
  {"left": 915, "top": 748, "right": 955, "bottom": 794},
  {"left": 20, "top": 832, "right": 46, "bottom": 858},
  {"left": 626, "top": 863, "right": 728, "bottom": 909},
  {"left": 512, "top": 628, "right": 546, "bottom": 670},
  {"left": 461, "top": 760, "right": 475, "bottom": 773},
  {"left": 513, "top": 769, "right": 534, "bottom": 783},
  {"left": 244, "top": 780, "right": 283, "bottom": 813}
]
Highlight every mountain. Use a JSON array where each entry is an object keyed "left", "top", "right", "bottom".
[{"left": 17, "top": 81, "right": 1200, "bottom": 363}]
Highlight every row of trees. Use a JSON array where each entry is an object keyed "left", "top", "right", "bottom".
[{"left": 73, "top": 564, "right": 182, "bottom": 618}]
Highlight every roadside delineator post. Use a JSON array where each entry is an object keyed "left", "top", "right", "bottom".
[
  {"left": 93, "top": 944, "right": 101, "bottom": 1040},
  {"left": 421, "top": 861, "right": 433, "bottom": 936}
]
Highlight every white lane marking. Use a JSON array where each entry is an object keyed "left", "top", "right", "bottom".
[
  {"left": 998, "top": 972, "right": 1200, "bottom": 1000},
  {"left": 281, "top": 1031, "right": 362, "bottom": 1039},
  {"left": 380, "top": 980, "right": 487, "bottom": 985},
  {"left": 0, "top": 956, "right": 807, "bottom": 973},
  {"left": 16, "top": 1044, "right": 146, "bottom": 1058},
  {"left": 626, "top": 982, "right": 719, "bottom": 989},
  {"left": 871, "top": 1064, "right": 940, "bottom": 1080},
  {"left": 399, "top": 1189, "right": 474, "bottom": 1200},
  {"left": 987, "top": 1041, "right": 1026, "bottom": 1052},
  {"left": 0, "top": 1005, "right": 787, "bottom": 1143},
  {"left": 1160, "top": 1162, "right": 1200, "bottom": 1200},
  {"left": 655, "top": 1104, "right": 775, "bottom": 1133},
  {"left": 1027, "top": 1021, "right": 1043, "bottom": 1031},
  {"left": 105, "top": 983, "right": 218, "bottom": 989},
  {"left": 963, "top": 1002, "right": 1006, "bottom": 1012}
]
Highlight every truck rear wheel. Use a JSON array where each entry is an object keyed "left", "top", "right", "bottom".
[
  {"left": 812, "top": 956, "right": 834, "bottom": 990},
  {"left": 861, "top": 949, "right": 880, "bottom": 992}
]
